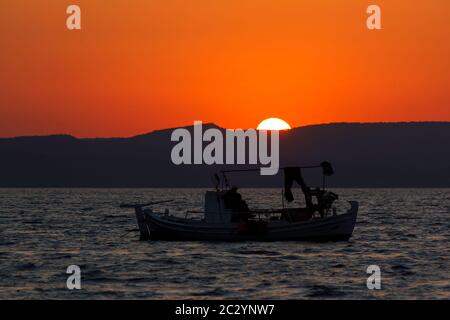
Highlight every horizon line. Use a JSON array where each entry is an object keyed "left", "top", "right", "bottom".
[{"left": 1, "top": 120, "right": 449, "bottom": 140}]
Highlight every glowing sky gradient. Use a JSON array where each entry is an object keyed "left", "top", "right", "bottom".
[{"left": 0, "top": 1, "right": 449, "bottom": 137}]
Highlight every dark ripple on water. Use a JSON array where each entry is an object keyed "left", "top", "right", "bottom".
[{"left": 0, "top": 188, "right": 449, "bottom": 299}]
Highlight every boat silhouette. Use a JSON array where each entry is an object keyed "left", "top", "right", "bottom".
[{"left": 121, "top": 162, "right": 358, "bottom": 241}]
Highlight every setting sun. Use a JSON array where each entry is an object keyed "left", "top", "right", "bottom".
[{"left": 257, "top": 118, "right": 292, "bottom": 131}]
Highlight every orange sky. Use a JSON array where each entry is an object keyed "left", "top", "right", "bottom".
[{"left": 0, "top": 0, "right": 449, "bottom": 137}]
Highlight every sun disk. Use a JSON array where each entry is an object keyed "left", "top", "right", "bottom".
[{"left": 257, "top": 118, "right": 291, "bottom": 131}]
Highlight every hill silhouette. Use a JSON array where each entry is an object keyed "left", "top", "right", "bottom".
[{"left": 0, "top": 122, "right": 449, "bottom": 187}]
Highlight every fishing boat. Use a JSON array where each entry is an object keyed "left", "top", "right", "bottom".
[{"left": 121, "top": 162, "right": 358, "bottom": 241}]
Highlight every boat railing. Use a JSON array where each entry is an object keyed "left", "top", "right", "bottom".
[
  {"left": 181, "top": 209, "right": 279, "bottom": 219},
  {"left": 183, "top": 208, "right": 286, "bottom": 221},
  {"left": 183, "top": 208, "right": 335, "bottom": 221}
]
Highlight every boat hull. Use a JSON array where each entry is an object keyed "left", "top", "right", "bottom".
[{"left": 135, "top": 202, "right": 358, "bottom": 242}]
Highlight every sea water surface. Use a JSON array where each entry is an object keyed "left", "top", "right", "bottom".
[{"left": 0, "top": 188, "right": 449, "bottom": 299}]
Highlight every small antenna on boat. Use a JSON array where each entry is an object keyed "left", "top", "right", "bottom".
[
  {"left": 320, "top": 161, "right": 334, "bottom": 190},
  {"left": 221, "top": 172, "right": 230, "bottom": 190},
  {"left": 212, "top": 173, "right": 220, "bottom": 191}
]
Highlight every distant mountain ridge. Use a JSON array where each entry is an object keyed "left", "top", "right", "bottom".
[{"left": 0, "top": 122, "right": 449, "bottom": 187}]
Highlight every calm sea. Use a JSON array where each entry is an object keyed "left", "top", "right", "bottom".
[{"left": 0, "top": 188, "right": 449, "bottom": 299}]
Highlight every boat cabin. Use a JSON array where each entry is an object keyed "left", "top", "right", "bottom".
[{"left": 204, "top": 191, "right": 233, "bottom": 223}]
